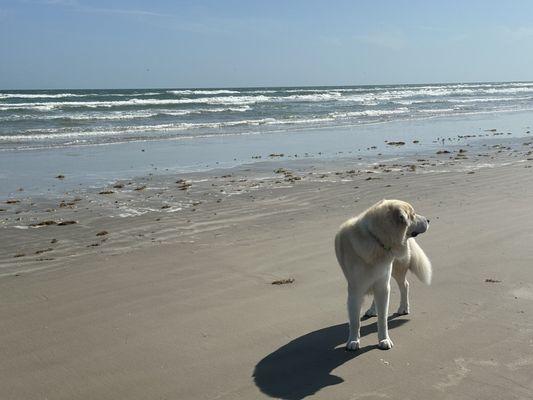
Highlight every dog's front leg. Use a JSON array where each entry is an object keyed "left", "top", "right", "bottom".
[
  {"left": 374, "top": 267, "right": 394, "bottom": 350},
  {"left": 346, "top": 288, "right": 362, "bottom": 351}
]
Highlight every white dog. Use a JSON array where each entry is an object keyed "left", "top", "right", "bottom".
[{"left": 335, "top": 199, "right": 431, "bottom": 350}]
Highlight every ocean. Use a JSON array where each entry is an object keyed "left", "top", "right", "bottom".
[{"left": 2, "top": 81, "right": 533, "bottom": 150}]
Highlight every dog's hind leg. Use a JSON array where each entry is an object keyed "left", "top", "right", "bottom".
[
  {"left": 374, "top": 269, "right": 394, "bottom": 350},
  {"left": 346, "top": 288, "right": 363, "bottom": 351},
  {"left": 393, "top": 268, "right": 410, "bottom": 315}
]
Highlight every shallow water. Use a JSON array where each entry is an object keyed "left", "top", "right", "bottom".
[{"left": 1, "top": 109, "right": 532, "bottom": 197}]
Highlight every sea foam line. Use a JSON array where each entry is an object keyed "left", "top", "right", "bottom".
[
  {"left": 0, "top": 108, "right": 436, "bottom": 141},
  {"left": 0, "top": 106, "right": 251, "bottom": 121},
  {"left": 2, "top": 85, "right": 533, "bottom": 111}
]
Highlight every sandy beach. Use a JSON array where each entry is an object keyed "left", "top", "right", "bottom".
[
  {"left": 4, "top": 1, "right": 533, "bottom": 398},
  {"left": 2, "top": 128, "right": 533, "bottom": 399}
]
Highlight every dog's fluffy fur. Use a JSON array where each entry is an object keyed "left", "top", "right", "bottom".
[{"left": 335, "top": 199, "right": 431, "bottom": 350}]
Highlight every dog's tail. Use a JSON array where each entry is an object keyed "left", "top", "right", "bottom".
[{"left": 407, "top": 239, "right": 432, "bottom": 285}]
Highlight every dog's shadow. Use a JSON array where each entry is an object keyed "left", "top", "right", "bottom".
[{"left": 253, "top": 315, "right": 408, "bottom": 400}]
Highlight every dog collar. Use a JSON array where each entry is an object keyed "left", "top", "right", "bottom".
[{"left": 368, "top": 230, "right": 391, "bottom": 251}]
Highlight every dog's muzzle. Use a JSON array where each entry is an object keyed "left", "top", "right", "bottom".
[{"left": 410, "top": 216, "right": 430, "bottom": 237}]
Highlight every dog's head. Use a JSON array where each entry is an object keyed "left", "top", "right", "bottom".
[
  {"left": 389, "top": 200, "right": 430, "bottom": 238},
  {"left": 367, "top": 199, "right": 430, "bottom": 248}
]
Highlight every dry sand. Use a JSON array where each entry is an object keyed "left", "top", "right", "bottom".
[{"left": 2, "top": 140, "right": 533, "bottom": 399}]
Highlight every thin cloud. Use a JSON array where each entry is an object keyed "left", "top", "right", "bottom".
[
  {"left": 21, "top": 0, "right": 79, "bottom": 5},
  {"left": 80, "top": 6, "right": 170, "bottom": 18},
  {"left": 500, "top": 26, "right": 533, "bottom": 41},
  {"left": 28, "top": 0, "right": 170, "bottom": 18},
  {"left": 353, "top": 31, "right": 407, "bottom": 51}
]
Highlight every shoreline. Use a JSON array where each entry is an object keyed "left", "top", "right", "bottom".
[
  {"left": 1, "top": 109, "right": 532, "bottom": 198},
  {"left": 1, "top": 120, "right": 533, "bottom": 276}
]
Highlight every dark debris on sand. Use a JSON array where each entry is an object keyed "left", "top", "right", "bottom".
[{"left": 272, "top": 278, "right": 295, "bottom": 285}]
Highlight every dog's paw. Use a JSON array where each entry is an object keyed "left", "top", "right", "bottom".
[
  {"left": 396, "top": 306, "right": 410, "bottom": 315},
  {"left": 378, "top": 338, "right": 394, "bottom": 350},
  {"left": 364, "top": 309, "right": 377, "bottom": 318},
  {"left": 346, "top": 340, "right": 360, "bottom": 351}
]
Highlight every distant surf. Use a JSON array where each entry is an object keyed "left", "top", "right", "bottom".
[{"left": 1, "top": 81, "right": 533, "bottom": 149}]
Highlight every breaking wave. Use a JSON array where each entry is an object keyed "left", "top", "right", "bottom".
[{"left": 1, "top": 81, "right": 532, "bottom": 148}]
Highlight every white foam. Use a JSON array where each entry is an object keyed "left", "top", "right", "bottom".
[
  {"left": 0, "top": 93, "right": 86, "bottom": 99},
  {"left": 0, "top": 96, "right": 271, "bottom": 110},
  {"left": 0, "top": 106, "right": 252, "bottom": 122},
  {"left": 449, "top": 96, "right": 532, "bottom": 103},
  {"left": 167, "top": 89, "right": 240, "bottom": 95},
  {"left": 281, "top": 92, "right": 343, "bottom": 101},
  {"left": 117, "top": 208, "right": 148, "bottom": 217},
  {"left": 0, "top": 111, "right": 416, "bottom": 142},
  {"left": 331, "top": 108, "right": 409, "bottom": 118},
  {"left": 417, "top": 108, "right": 456, "bottom": 114},
  {"left": 0, "top": 104, "right": 56, "bottom": 111},
  {"left": 2, "top": 84, "right": 533, "bottom": 112}
]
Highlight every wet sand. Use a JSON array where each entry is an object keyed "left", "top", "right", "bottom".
[{"left": 2, "top": 132, "right": 533, "bottom": 399}]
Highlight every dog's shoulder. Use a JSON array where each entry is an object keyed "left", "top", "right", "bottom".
[{"left": 337, "top": 209, "right": 398, "bottom": 267}]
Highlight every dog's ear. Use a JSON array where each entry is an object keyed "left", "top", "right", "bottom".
[{"left": 391, "top": 206, "right": 408, "bottom": 225}]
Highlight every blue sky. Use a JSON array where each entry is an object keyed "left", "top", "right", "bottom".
[{"left": 1, "top": 0, "right": 533, "bottom": 89}]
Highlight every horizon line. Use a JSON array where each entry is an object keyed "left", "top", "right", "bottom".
[{"left": 1, "top": 79, "right": 533, "bottom": 92}]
